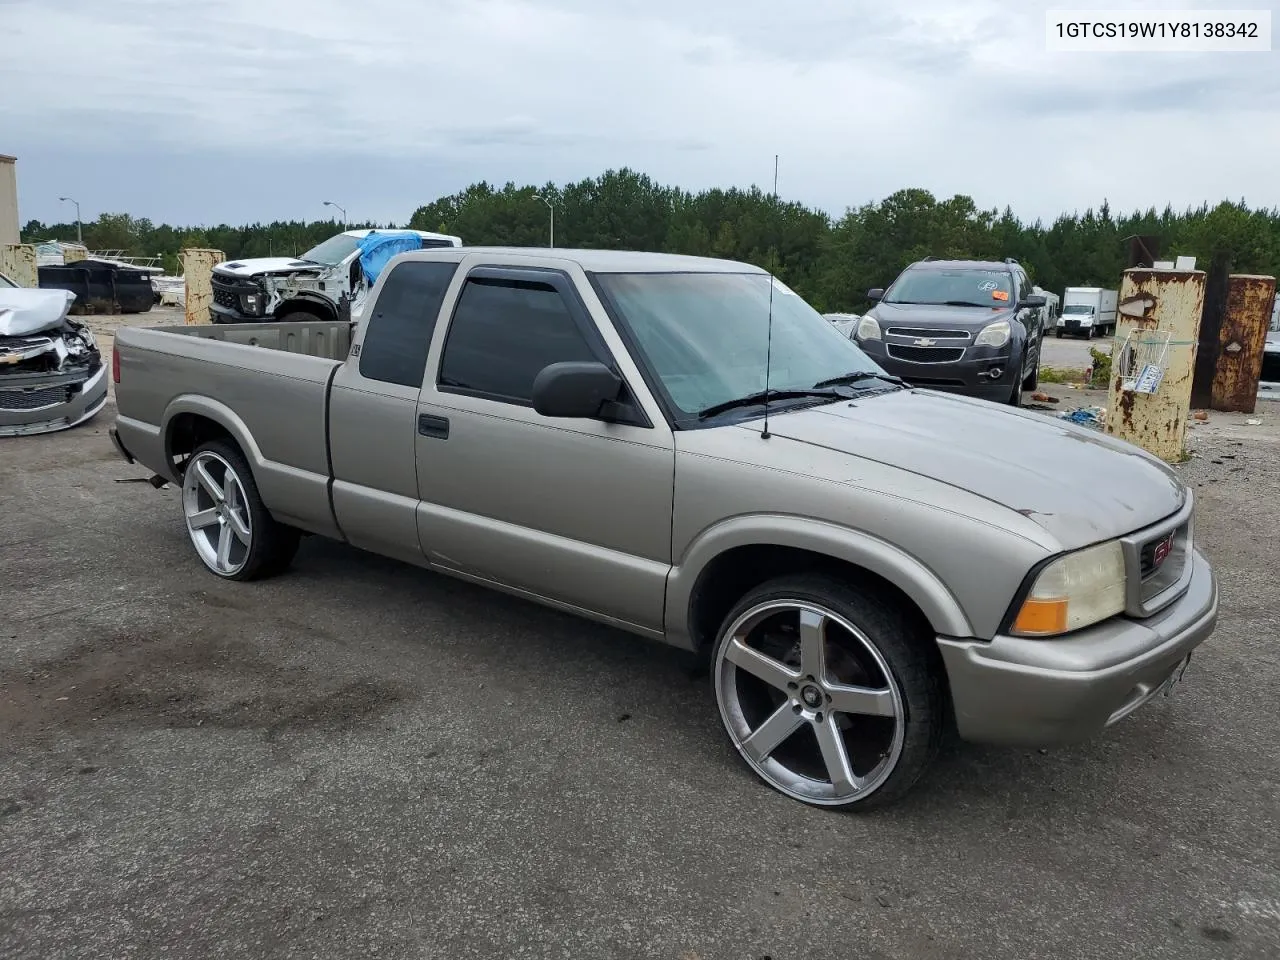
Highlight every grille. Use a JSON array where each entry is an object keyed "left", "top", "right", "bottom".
[
  {"left": 887, "top": 345, "right": 965, "bottom": 364},
  {"left": 1138, "top": 522, "right": 1189, "bottom": 600},
  {"left": 212, "top": 287, "right": 238, "bottom": 309},
  {"left": 0, "top": 385, "right": 72, "bottom": 410},
  {"left": 886, "top": 328, "right": 971, "bottom": 341}
]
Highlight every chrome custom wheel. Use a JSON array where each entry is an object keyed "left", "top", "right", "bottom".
[
  {"left": 712, "top": 575, "right": 943, "bottom": 809},
  {"left": 183, "top": 449, "right": 253, "bottom": 577}
]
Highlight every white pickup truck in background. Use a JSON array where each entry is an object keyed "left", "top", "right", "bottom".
[{"left": 209, "top": 228, "right": 462, "bottom": 325}]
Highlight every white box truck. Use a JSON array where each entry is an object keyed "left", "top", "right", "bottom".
[{"left": 1057, "top": 287, "right": 1118, "bottom": 339}]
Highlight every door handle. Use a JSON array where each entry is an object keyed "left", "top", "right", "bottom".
[{"left": 418, "top": 414, "right": 450, "bottom": 440}]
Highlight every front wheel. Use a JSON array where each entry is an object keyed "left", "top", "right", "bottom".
[
  {"left": 181, "top": 439, "right": 300, "bottom": 581},
  {"left": 711, "top": 574, "right": 945, "bottom": 810}
]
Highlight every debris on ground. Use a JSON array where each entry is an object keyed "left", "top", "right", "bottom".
[
  {"left": 1194, "top": 410, "right": 1209, "bottom": 421},
  {"left": 1246, "top": 418, "right": 1262, "bottom": 425},
  {"left": 1059, "top": 406, "right": 1106, "bottom": 427},
  {"left": 1031, "top": 392, "right": 1060, "bottom": 404}
]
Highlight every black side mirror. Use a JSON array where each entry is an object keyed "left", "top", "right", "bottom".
[
  {"left": 866, "top": 288, "right": 884, "bottom": 301},
  {"left": 1018, "top": 294, "right": 1047, "bottom": 309},
  {"left": 532, "top": 361, "right": 623, "bottom": 419}
]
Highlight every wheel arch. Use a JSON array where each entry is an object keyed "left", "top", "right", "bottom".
[
  {"left": 273, "top": 294, "right": 338, "bottom": 322},
  {"left": 666, "top": 516, "right": 974, "bottom": 653},
  {"left": 162, "top": 396, "right": 265, "bottom": 483}
]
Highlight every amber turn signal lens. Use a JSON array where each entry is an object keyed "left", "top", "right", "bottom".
[{"left": 1012, "top": 598, "right": 1070, "bottom": 636}]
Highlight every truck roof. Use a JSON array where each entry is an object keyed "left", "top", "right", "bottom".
[
  {"left": 341, "top": 228, "right": 462, "bottom": 245},
  {"left": 396, "top": 247, "right": 769, "bottom": 274}
]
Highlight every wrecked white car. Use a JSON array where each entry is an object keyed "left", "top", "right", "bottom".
[{"left": 0, "top": 271, "right": 107, "bottom": 437}]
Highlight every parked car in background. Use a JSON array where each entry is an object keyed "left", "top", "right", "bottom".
[
  {"left": 111, "top": 247, "right": 1218, "bottom": 811},
  {"left": 854, "top": 258, "right": 1046, "bottom": 405},
  {"left": 1262, "top": 298, "right": 1280, "bottom": 386},
  {"left": 823, "top": 312, "right": 860, "bottom": 338},
  {"left": 210, "top": 228, "right": 462, "bottom": 325},
  {"left": 1, "top": 270, "right": 107, "bottom": 437},
  {"left": 1057, "top": 286, "right": 1118, "bottom": 339}
]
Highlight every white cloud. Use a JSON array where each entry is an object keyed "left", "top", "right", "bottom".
[{"left": 3, "top": 0, "right": 1277, "bottom": 225}]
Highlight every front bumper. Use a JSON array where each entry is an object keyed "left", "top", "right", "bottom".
[
  {"left": 937, "top": 547, "right": 1218, "bottom": 745},
  {"left": 859, "top": 339, "right": 1021, "bottom": 401},
  {"left": 0, "top": 363, "right": 108, "bottom": 437}
]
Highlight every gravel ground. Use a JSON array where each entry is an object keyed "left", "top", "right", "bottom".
[{"left": 2, "top": 329, "right": 1279, "bottom": 960}]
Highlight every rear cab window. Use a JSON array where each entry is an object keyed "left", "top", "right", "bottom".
[{"left": 358, "top": 260, "right": 460, "bottom": 387}]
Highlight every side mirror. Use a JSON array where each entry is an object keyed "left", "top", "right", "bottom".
[
  {"left": 866, "top": 288, "right": 885, "bottom": 301},
  {"left": 1018, "top": 294, "right": 1047, "bottom": 309},
  {"left": 531, "top": 361, "right": 623, "bottom": 419}
]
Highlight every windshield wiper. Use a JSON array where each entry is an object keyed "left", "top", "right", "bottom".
[
  {"left": 941, "top": 300, "right": 991, "bottom": 307},
  {"left": 697, "top": 388, "right": 846, "bottom": 420},
  {"left": 812, "top": 371, "right": 909, "bottom": 390}
]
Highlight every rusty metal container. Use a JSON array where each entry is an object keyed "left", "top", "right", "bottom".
[
  {"left": 0, "top": 243, "right": 37, "bottom": 287},
  {"left": 181, "top": 248, "right": 225, "bottom": 325},
  {"left": 1210, "top": 274, "right": 1276, "bottom": 414},
  {"left": 1105, "top": 267, "right": 1206, "bottom": 463}
]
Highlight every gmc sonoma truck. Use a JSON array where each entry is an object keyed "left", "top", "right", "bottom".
[{"left": 110, "top": 247, "right": 1218, "bottom": 810}]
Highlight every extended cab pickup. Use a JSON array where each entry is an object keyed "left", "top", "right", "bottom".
[{"left": 110, "top": 247, "right": 1219, "bottom": 810}]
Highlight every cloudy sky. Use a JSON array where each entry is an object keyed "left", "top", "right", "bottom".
[{"left": 4, "top": 0, "right": 1278, "bottom": 229}]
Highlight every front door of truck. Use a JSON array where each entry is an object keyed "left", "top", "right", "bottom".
[{"left": 413, "top": 264, "right": 675, "bottom": 634}]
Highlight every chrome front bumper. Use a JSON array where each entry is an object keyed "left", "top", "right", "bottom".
[{"left": 937, "top": 547, "right": 1218, "bottom": 745}]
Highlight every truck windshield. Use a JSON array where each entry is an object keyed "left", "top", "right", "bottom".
[
  {"left": 299, "top": 234, "right": 360, "bottom": 265},
  {"left": 883, "top": 268, "right": 1014, "bottom": 306},
  {"left": 593, "top": 271, "right": 890, "bottom": 420},
  {"left": 1063, "top": 304, "right": 1095, "bottom": 314}
]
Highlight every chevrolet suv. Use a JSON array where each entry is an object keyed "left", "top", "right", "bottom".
[{"left": 854, "top": 258, "right": 1046, "bottom": 405}]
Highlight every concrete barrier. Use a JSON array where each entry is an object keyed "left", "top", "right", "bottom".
[{"left": 0, "top": 243, "right": 37, "bottom": 287}]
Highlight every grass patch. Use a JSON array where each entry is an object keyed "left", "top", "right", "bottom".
[{"left": 1039, "top": 366, "right": 1087, "bottom": 384}]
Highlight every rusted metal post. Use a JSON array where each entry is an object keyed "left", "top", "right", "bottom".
[
  {"left": 0, "top": 243, "right": 38, "bottom": 286},
  {"left": 181, "top": 248, "right": 225, "bottom": 325},
  {"left": 61, "top": 245, "right": 87, "bottom": 264},
  {"left": 1105, "top": 267, "right": 1206, "bottom": 463},
  {"left": 1211, "top": 274, "right": 1277, "bottom": 413}
]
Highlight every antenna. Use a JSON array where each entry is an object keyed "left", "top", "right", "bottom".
[{"left": 761, "top": 154, "right": 779, "bottom": 440}]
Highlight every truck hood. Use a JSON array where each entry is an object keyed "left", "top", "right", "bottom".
[
  {"left": 214, "top": 257, "right": 326, "bottom": 278},
  {"left": 0, "top": 288, "right": 77, "bottom": 336},
  {"left": 751, "top": 389, "right": 1186, "bottom": 549},
  {"left": 866, "top": 301, "right": 1016, "bottom": 332}
]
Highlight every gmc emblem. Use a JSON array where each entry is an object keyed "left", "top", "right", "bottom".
[{"left": 1152, "top": 534, "right": 1174, "bottom": 569}]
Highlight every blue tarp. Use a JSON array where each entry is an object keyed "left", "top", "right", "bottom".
[{"left": 357, "top": 231, "right": 424, "bottom": 285}]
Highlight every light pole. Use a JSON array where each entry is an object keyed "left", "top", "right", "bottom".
[
  {"left": 58, "top": 196, "right": 82, "bottom": 244},
  {"left": 322, "top": 200, "right": 347, "bottom": 227},
  {"left": 532, "top": 193, "right": 557, "bottom": 248}
]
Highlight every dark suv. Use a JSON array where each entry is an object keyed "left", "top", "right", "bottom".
[{"left": 853, "top": 258, "right": 1046, "bottom": 405}]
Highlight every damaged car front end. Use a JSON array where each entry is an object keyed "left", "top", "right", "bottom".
[{"left": 0, "top": 273, "right": 108, "bottom": 438}]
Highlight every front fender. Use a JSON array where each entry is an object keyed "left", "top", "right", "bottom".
[{"left": 664, "top": 514, "right": 974, "bottom": 647}]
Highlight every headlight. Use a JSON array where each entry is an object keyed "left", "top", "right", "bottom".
[
  {"left": 975, "top": 319, "right": 1011, "bottom": 348},
  {"left": 1010, "top": 540, "right": 1126, "bottom": 636},
  {"left": 240, "top": 293, "right": 263, "bottom": 314},
  {"left": 855, "top": 316, "right": 881, "bottom": 341}
]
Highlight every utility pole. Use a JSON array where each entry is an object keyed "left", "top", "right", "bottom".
[
  {"left": 322, "top": 200, "right": 347, "bottom": 228},
  {"left": 59, "top": 196, "right": 82, "bottom": 244},
  {"left": 533, "top": 193, "right": 557, "bottom": 248}
]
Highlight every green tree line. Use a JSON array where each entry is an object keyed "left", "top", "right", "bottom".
[{"left": 21, "top": 168, "right": 1280, "bottom": 313}]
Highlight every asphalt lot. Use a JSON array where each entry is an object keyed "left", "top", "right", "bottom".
[
  {"left": 3, "top": 324, "right": 1280, "bottom": 960},
  {"left": 1039, "top": 331, "right": 1110, "bottom": 371}
]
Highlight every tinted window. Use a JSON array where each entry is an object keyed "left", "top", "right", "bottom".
[
  {"left": 358, "top": 260, "right": 459, "bottom": 387},
  {"left": 439, "top": 277, "right": 598, "bottom": 404}
]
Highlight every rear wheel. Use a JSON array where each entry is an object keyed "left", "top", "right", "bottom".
[
  {"left": 711, "top": 574, "right": 944, "bottom": 810},
  {"left": 181, "top": 439, "right": 300, "bottom": 581},
  {"left": 278, "top": 310, "right": 325, "bottom": 324}
]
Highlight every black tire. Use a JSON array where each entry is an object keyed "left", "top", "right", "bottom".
[
  {"left": 278, "top": 310, "right": 326, "bottom": 324},
  {"left": 1053, "top": 328, "right": 1062, "bottom": 338},
  {"left": 182, "top": 438, "right": 300, "bottom": 581},
  {"left": 1022, "top": 342, "right": 1040, "bottom": 392},
  {"left": 1008, "top": 364, "right": 1025, "bottom": 406},
  {"left": 711, "top": 573, "right": 946, "bottom": 811}
]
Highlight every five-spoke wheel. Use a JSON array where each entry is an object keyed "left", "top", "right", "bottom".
[
  {"left": 179, "top": 439, "right": 300, "bottom": 581},
  {"left": 713, "top": 574, "right": 944, "bottom": 809}
]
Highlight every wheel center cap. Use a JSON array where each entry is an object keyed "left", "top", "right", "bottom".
[{"left": 800, "top": 685, "right": 823, "bottom": 708}]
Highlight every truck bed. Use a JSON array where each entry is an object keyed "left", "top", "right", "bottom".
[{"left": 112, "top": 319, "right": 351, "bottom": 537}]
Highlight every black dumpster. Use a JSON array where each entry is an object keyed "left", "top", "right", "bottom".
[{"left": 38, "top": 260, "right": 155, "bottom": 315}]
